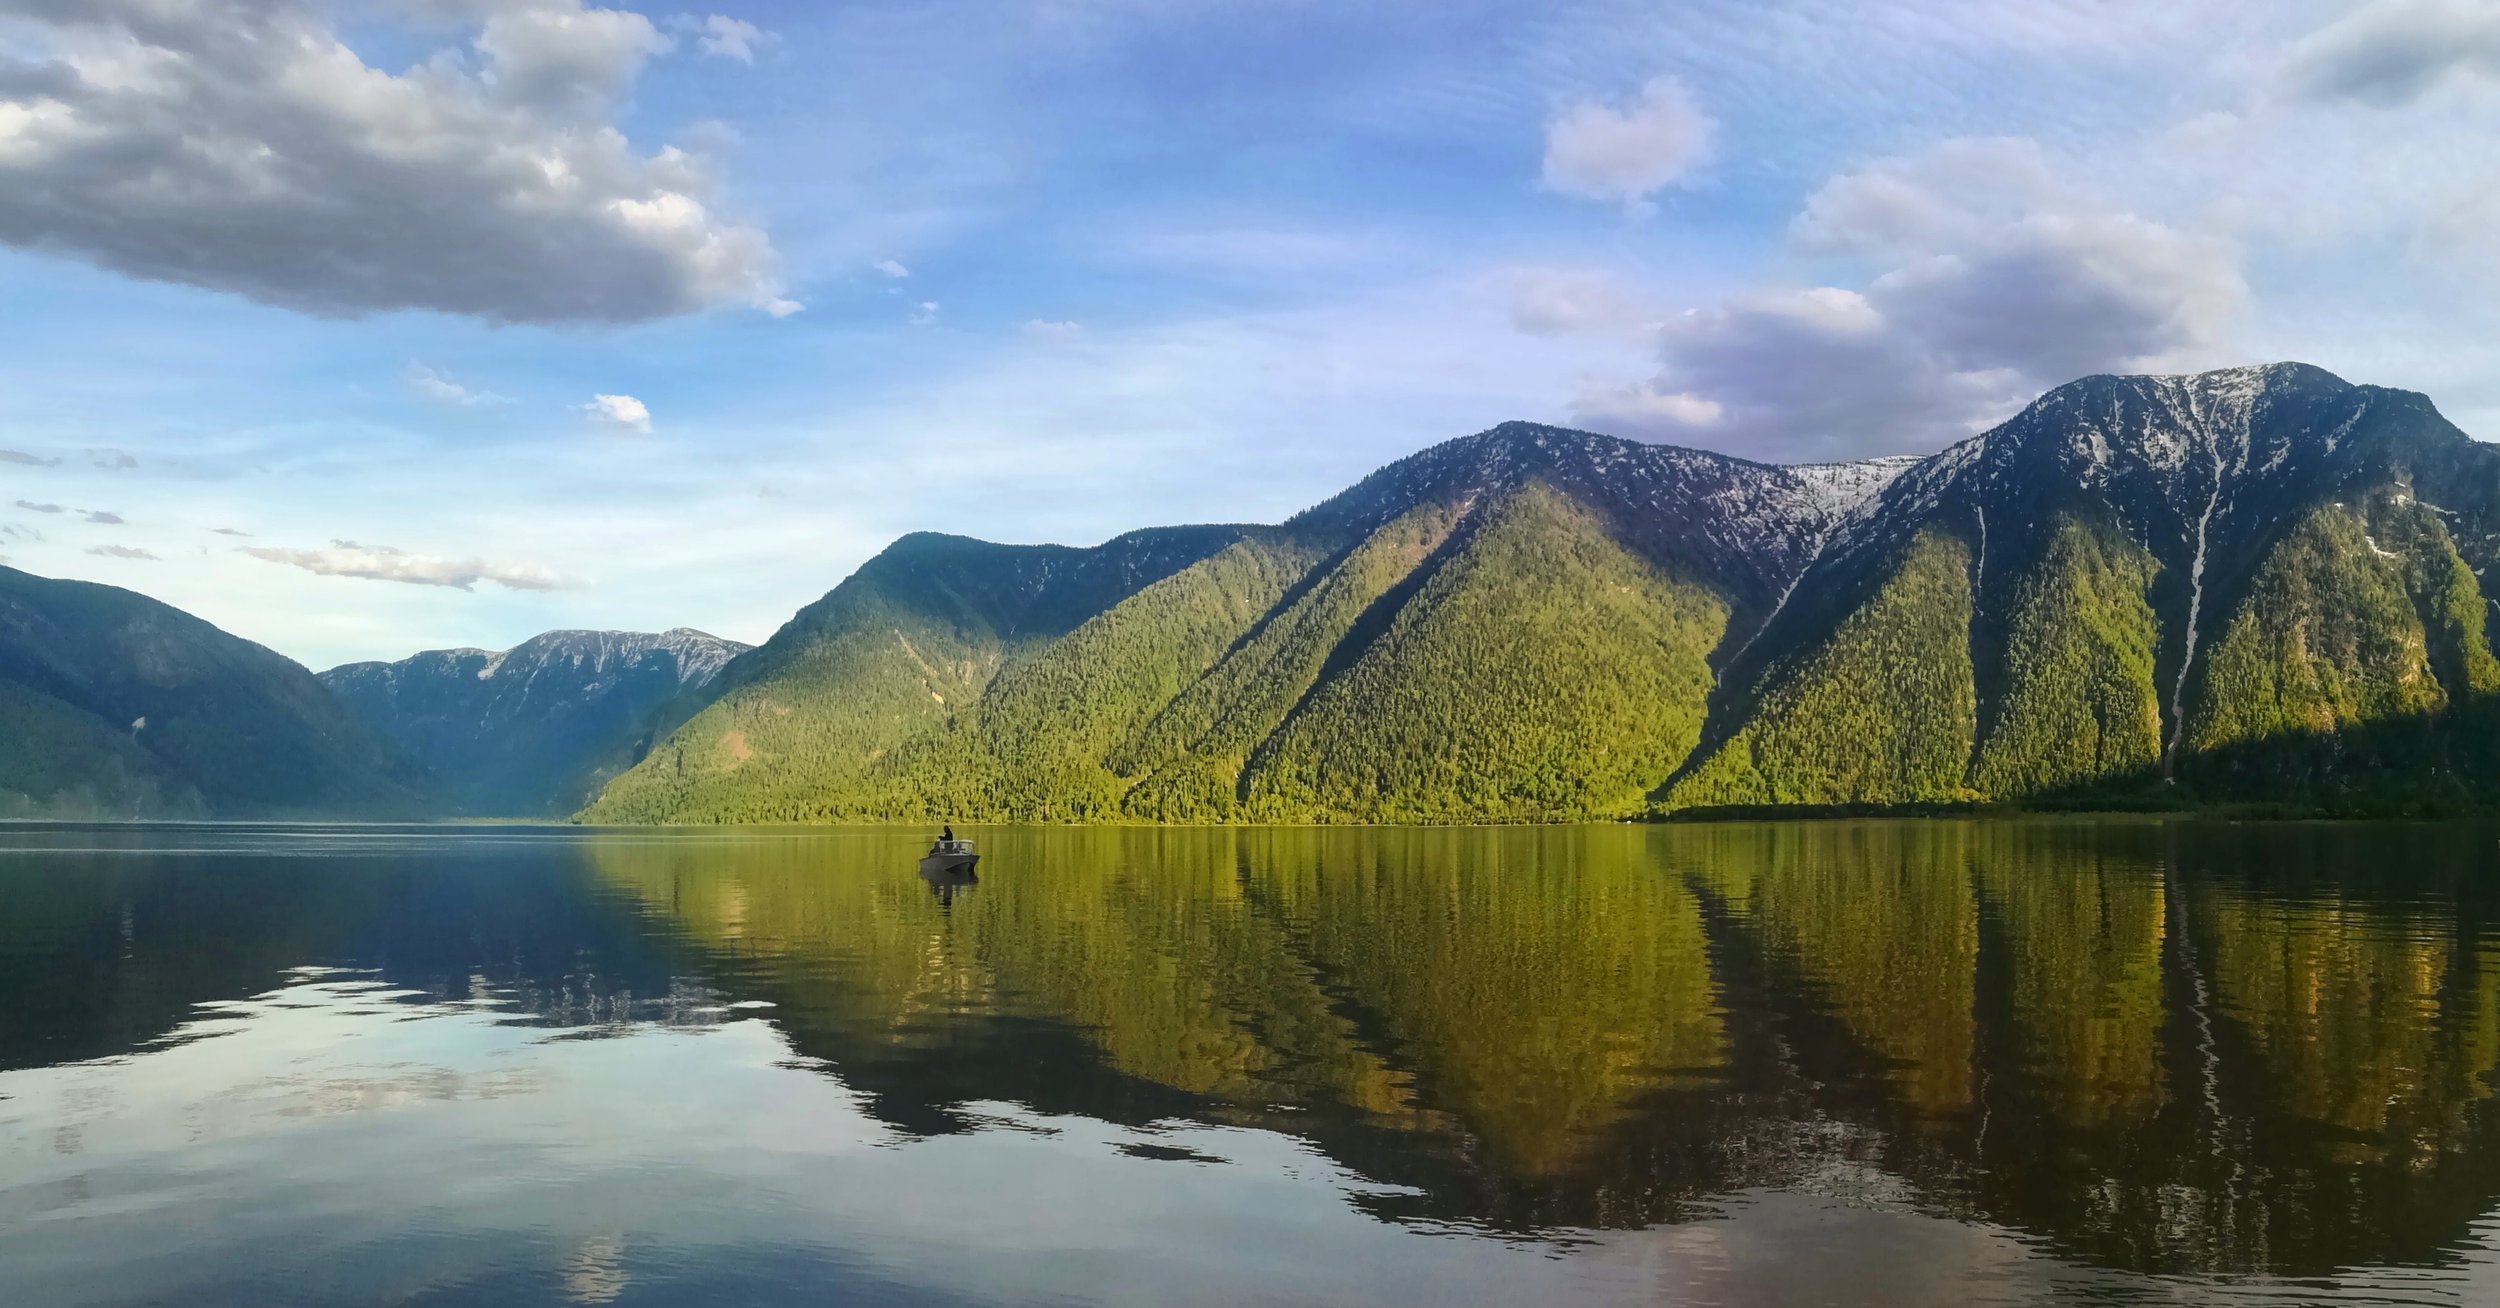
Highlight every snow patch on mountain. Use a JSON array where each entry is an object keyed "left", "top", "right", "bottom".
[{"left": 1790, "top": 455, "right": 1921, "bottom": 517}]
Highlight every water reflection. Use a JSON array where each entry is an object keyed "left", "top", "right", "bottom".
[
  {"left": 918, "top": 862, "right": 979, "bottom": 906},
  {"left": 573, "top": 822, "right": 2500, "bottom": 1276},
  {"left": 3, "top": 820, "right": 2500, "bottom": 1304}
]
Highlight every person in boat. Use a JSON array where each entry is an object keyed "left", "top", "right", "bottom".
[{"left": 940, "top": 824, "right": 955, "bottom": 844}]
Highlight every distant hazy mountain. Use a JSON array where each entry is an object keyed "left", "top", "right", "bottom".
[
  {"left": 585, "top": 363, "right": 2500, "bottom": 823},
  {"left": 322, "top": 628, "right": 749, "bottom": 818},
  {"left": 0, "top": 566, "right": 427, "bottom": 818}
]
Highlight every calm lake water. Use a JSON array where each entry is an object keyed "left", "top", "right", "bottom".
[{"left": 4, "top": 821, "right": 2500, "bottom": 1306}]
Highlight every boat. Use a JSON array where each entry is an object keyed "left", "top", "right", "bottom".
[{"left": 919, "top": 837, "right": 979, "bottom": 878}]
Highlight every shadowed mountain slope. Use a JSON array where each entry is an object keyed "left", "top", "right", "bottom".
[
  {"left": 0, "top": 566, "right": 427, "bottom": 818},
  {"left": 323, "top": 628, "right": 751, "bottom": 817}
]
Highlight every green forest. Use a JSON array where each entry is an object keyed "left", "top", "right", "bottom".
[
  {"left": 22, "top": 366, "right": 2500, "bottom": 824},
  {"left": 586, "top": 450, "right": 2500, "bottom": 825}
]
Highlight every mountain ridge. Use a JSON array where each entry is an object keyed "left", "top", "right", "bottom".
[
  {"left": 589, "top": 360, "right": 2500, "bottom": 823},
  {"left": 13, "top": 361, "right": 2490, "bottom": 823},
  {"left": 321, "top": 627, "right": 753, "bottom": 817},
  {"left": 0, "top": 565, "right": 428, "bottom": 818}
]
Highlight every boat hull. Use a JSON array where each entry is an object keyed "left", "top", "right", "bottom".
[{"left": 919, "top": 852, "right": 979, "bottom": 877}]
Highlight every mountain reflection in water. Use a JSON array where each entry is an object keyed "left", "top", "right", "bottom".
[{"left": 3, "top": 820, "right": 2499, "bottom": 1305}]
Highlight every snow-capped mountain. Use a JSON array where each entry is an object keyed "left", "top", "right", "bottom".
[
  {"left": 1293, "top": 421, "right": 1922, "bottom": 622},
  {"left": 1676, "top": 361, "right": 2500, "bottom": 807}
]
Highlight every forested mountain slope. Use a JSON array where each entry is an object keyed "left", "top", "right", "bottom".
[
  {"left": 0, "top": 566, "right": 428, "bottom": 818},
  {"left": 583, "top": 426, "right": 1889, "bottom": 823},
  {"left": 322, "top": 628, "right": 750, "bottom": 817},
  {"left": 1670, "top": 363, "right": 2500, "bottom": 810},
  {"left": 588, "top": 363, "right": 2500, "bottom": 823}
]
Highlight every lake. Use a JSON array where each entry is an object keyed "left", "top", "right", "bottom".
[{"left": 3, "top": 820, "right": 2499, "bottom": 1305}]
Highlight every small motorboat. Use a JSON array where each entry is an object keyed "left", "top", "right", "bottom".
[{"left": 919, "top": 837, "right": 979, "bottom": 878}]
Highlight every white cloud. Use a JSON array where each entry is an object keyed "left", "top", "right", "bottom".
[
  {"left": 1575, "top": 139, "right": 2243, "bottom": 460},
  {"left": 1, "top": 449, "right": 61, "bottom": 467},
  {"left": 1022, "top": 319, "right": 1084, "bottom": 342},
  {"left": 241, "top": 540, "right": 572, "bottom": 591},
  {"left": 86, "top": 448, "right": 137, "bottom": 469},
  {"left": 2283, "top": 0, "right": 2500, "bottom": 105},
  {"left": 406, "top": 364, "right": 512, "bottom": 407},
  {"left": 1791, "top": 138, "right": 2073, "bottom": 256},
  {"left": 472, "top": 1, "right": 674, "bottom": 118},
  {"left": 0, "top": 0, "right": 797, "bottom": 323},
  {"left": 911, "top": 300, "right": 941, "bottom": 325},
  {"left": 1540, "top": 77, "right": 1713, "bottom": 215},
  {"left": 1505, "top": 267, "right": 1652, "bottom": 336},
  {"left": 82, "top": 510, "right": 126, "bottom": 525},
  {"left": 874, "top": 258, "right": 912, "bottom": 278},
  {"left": 582, "top": 393, "right": 653, "bottom": 433},
  {"left": 695, "top": 15, "right": 770, "bottom": 64},
  {"left": 1572, "top": 382, "right": 1723, "bottom": 430},
  {"left": 86, "top": 544, "right": 158, "bottom": 561},
  {"left": 14, "top": 500, "right": 62, "bottom": 514}
]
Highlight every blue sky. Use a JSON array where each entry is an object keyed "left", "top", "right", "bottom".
[{"left": 2, "top": 0, "right": 2495, "bottom": 667}]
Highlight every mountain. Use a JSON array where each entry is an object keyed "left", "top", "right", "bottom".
[
  {"left": 0, "top": 566, "right": 428, "bottom": 818},
  {"left": 1669, "top": 362, "right": 2500, "bottom": 811},
  {"left": 586, "top": 362, "right": 2500, "bottom": 823},
  {"left": 321, "top": 628, "right": 750, "bottom": 818},
  {"left": 583, "top": 425, "right": 1910, "bottom": 824}
]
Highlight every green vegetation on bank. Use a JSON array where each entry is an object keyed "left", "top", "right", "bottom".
[
  {"left": 1666, "top": 530, "right": 1978, "bottom": 809},
  {"left": 1244, "top": 483, "right": 1728, "bottom": 821},
  {"left": 858, "top": 533, "right": 1323, "bottom": 821},
  {"left": 594, "top": 483, "right": 1741, "bottom": 824},
  {"left": 1113, "top": 501, "right": 1464, "bottom": 820},
  {"left": 1970, "top": 515, "right": 2165, "bottom": 798},
  {"left": 581, "top": 529, "right": 1248, "bottom": 824}
]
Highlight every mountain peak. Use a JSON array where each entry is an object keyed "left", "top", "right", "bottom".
[
  {"left": 2023, "top": 362, "right": 2352, "bottom": 433},
  {"left": 1931, "top": 361, "right": 2391, "bottom": 497}
]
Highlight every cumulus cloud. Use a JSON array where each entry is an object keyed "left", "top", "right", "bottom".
[
  {"left": 407, "top": 364, "right": 512, "bottom": 407},
  {"left": 85, "top": 544, "right": 157, "bottom": 561},
  {"left": 910, "top": 300, "right": 941, "bottom": 325},
  {"left": 1, "top": 449, "right": 61, "bottom": 466},
  {"left": 241, "top": 540, "right": 572, "bottom": 591},
  {"left": 14, "top": 500, "right": 62, "bottom": 514},
  {"left": 0, "top": 0, "right": 798, "bottom": 322},
  {"left": 582, "top": 392, "right": 653, "bottom": 433},
  {"left": 1572, "top": 381, "right": 1724, "bottom": 430},
  {"left": 694, "top": 15, "right": 769, "bottom": 63},
  {"left": 1506, "top": 266, "right": 1653, "bottom": 336},
  {"left": 873, "top": 258, "right": 911, "bottom": 278},
  {"left": 2283, "top": 0, "right": 2500, "bottom": 105},
  {"left": 1022, "top": 319, "right": 1084, "bottom": 342},
  {"left": 1575, "top": 139, "right": 2243, "bottom": 460},
  {"left": 1541, "top": 78, "right": 1713, "bottom": 215},
  {"left": 82, "top": 510, "right": 126, "bottom": 525}
]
